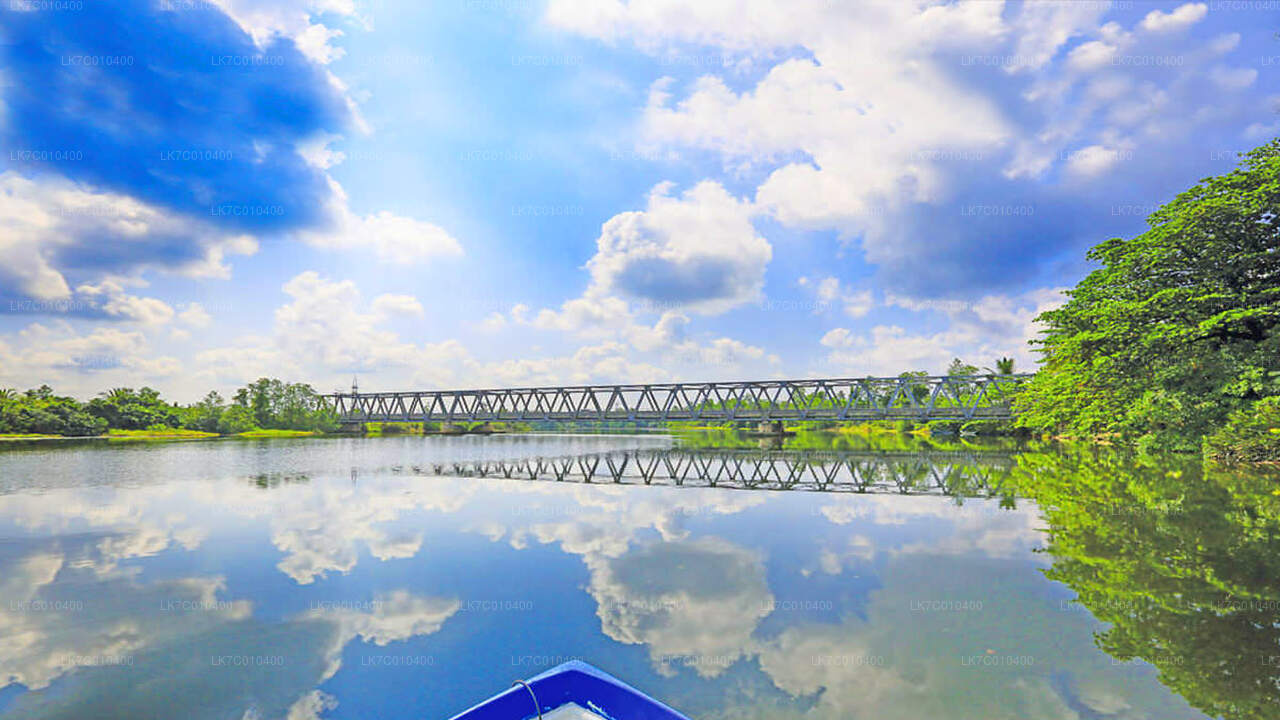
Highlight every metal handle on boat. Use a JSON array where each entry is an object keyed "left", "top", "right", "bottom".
[{"left": 512, "top": 679, "right": 543, "bottom": 719}]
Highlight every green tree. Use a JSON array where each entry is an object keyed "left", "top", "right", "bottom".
[
  {"left": 216, "top": 404, "right": 257, "bottom": 434},
  {"left": 227, "top": 378, "right": 337, "bottom": 432},
  {"left": 1016, "top": 139, "right": 1280, "bottom": 451},
  {"left": 87, "top": 387, "right": 179, "bottom": 430},
  {"left": 180, "top": 391, "right": 226, "bottom": 432},
  {"left": 0, "top": 386, "right": 107, "bottom": 436}
]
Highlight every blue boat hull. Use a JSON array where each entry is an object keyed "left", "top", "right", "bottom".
[{"left": 447, "top": 661, "right": 692, "bottom": 720}]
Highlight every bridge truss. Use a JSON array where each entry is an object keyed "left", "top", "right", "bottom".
[{"left": 323, "top": 374, "right": 1032, "bottom": 424}]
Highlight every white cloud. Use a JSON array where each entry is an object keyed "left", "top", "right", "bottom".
[
  {"left": 371, "top": 293, "right": 425, "bottom": 318},
  {"left": 550, "top": 0, "right": 1264, "bottom": 299},
  {"left": 801, "top": 276, "right": 874, "bottom": 318},
  {"left": 584, "top": 180, "right": 770, "bottom": 315},
  {"left": 1139, "top": 3, "right": 1208, "bottom": 33},
  {"left": 0, "top": 171, "right": 256, "bottom": 302},
  {"left": 819, "top": 287, "right": 1065, "bottom": 375},
  {"left": 76, "top": 280, "right": 176, "bottom": 326},
  {"left": 1208, "top": 65, "right": 1257, "bottom": 91},
  {"left": 1063, "top": 143, "right": 1131, "bottom": 178},
  {"left": 0, "top": 322, "right": 182, "bottom": 394},
  {"left": 1066, "top": 40, "right": 1118, "bottom": 72},
  {"left": 204, "top": 0, "right": 358, "bottom": 65},
  {"left": 299, "top": 178, "right": 463, "bottom": 265},
  {"left": 178, "top": 303, "right": 213, "bottom": 329},
  {"left": 272, "top": 271, "right": 457, "bottom": 376}
]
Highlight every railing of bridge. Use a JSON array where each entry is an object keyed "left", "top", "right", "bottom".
[
  {"left": 322, "top": 374, "right": 1032, "bottom": 424},
  {"left": 383, "top": 448, "right": 1019, "bottom": 497}
]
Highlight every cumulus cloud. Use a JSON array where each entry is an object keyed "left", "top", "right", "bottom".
[
  {"left": 0, "top": 1, "right": 352, "bottom": 234},
  {"left": 551, "top": 0, "right": 1270, "bottom": 297},
  {"left": 818, "top": 287, "right": 1065, "bottom": 375},
  {"left": 300, "top": 178, "right": 464, "bottom": 264},
  {"left": 799, "top": 276, "right": 873, "bottom": 318},
  {"left": 583, "top": 181, "right": 770, "bottom": 315},
  {"left": 1139, "top": 3, "right": 1208, "bottom": 34},
  {"left": 0, "top": 322, "right": 182, "bottom": 394},
  {"left": 178, "top": 303, "right": 214, "bottom": 329},
  {"left": 208, "top": 0, "right": 359, "bottom": 65},
  {"left": 0, "top": 172, "right": 256, "bottom": 309}
]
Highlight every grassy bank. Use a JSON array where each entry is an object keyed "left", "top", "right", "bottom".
[
  {"left": 234, "top": 429, "right": 322, "bottom": 438},
  {"left": 0, "top": 433, "right": 65, "bottom": 441},
  {"left": 106, "top": 428, "right": 220, "bottom": 440}
]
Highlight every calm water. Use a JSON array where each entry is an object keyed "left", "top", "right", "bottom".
[{"left": 1, "top": 434, "right": 1276, "bottom": 719}]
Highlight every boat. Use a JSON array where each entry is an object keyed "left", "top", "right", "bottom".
[{"left": 447, "top": 660, "right": 692, "bottom": 720}]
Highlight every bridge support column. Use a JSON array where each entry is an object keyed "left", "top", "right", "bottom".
[{"left": 758, "top": 421, "right": 785, "bottom": 435}]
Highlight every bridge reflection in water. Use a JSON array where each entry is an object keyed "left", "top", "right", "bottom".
[{"left": 388, "top": 448, "right": 1019, "bottom": 497}]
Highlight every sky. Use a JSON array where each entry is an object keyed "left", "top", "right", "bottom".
[{"left": 0, "top": 0, "right": 1276, "bottom": 402}]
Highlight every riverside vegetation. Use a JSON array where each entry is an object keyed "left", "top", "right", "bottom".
[
  {"left": 0, "top": 378, "right": 337, "bottom": 439},
  {"left": 1016, "top": 138, "right": 1280, "bottom": 462}
]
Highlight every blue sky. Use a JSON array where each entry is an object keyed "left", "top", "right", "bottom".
[{"left": 1, "top": 0, "right": 1276, "bottom": 400}]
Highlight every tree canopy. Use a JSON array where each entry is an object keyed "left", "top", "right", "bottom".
[
  {"left": 0, "top": 379, "right": 336, "bottom": 436},
  {"left": 1015, "top": 138, "right": 1280, "bottom": 451}
]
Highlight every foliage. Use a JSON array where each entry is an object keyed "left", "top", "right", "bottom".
[
  {"left": 232, "top": 378, "right": 338, "bottom": 432},
  {"left": 1012, "top": 447, "right": 1280, "bottom": 720},
  {"left": 0, "top": 385, "right": 107, "bottom": 436},
  {"left": 216, "top": 405, "right": 257, "bottom": 434},
  {"left": 87, "top": 387, "right": 179, "bottom": 430},
  {"left": 1016, "top": 139, "right": 1280, "bottom": 450},
  {"left": 179, "top": 391, "right": 226, "bottom": 433},
  {"left": 0, "top": 378, "right": 337, "bottom": 437},
  {"left": 1203, "top": 395, "right": 1280, "bottom": 464}
]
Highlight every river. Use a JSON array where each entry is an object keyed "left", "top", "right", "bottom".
[{"left": 1, "top": 433, "right": 1276, "bottom": 719}]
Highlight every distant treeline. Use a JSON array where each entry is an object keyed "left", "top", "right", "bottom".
[{"left": 0, "top": 378, "right": 337, "bottom": 437}]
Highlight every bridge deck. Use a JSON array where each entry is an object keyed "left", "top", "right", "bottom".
[{"left": 323, "top": 374, "right": 1030, "bottom": 424}]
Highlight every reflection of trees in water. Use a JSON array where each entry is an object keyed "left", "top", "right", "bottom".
[
  {"left": 673, "top": 427, "right": 1025, "bottom": 453},
  {"left": 1013, "top": 449, "right": 1280, "bottom": 720}
]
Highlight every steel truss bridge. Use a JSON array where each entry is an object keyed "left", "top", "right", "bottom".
[
  {"left": 385, "top": 448, "right": 1020, "bottom": 497},
  {"left": 323, "top": 374, "right": 1032, "bottom": 425}
]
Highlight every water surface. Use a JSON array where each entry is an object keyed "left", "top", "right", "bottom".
[{"left": 1, "top": 434, "right": 1275, "bottom": 719}]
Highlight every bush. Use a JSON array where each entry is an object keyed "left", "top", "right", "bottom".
[{"left": 1203, "top": 397, "right": 1280, "bottom": 464}]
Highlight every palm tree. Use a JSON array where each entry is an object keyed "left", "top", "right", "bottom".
[{"left": 995, "top": 357, "right": 1015, "bottom": 375}]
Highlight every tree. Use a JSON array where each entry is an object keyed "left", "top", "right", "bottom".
[
  {"left": 1016, "top": 138, "right": 1280, "bottom": 451},
  {"left": 87, "top": 387, "right": 179, "bottom": 430},
  {"left": 994, "top": 357, "right": 1015, "bottom": 375},
  {"left": 226, "top": 378, "right": 338, "bottom": 432},
  {"left": 216, "top": 404, "right": 256, "bottom": 434},
  {"left": 0, "top": 386, "right": 106, "bottom": 436},
  {"left": 180, "top": 391, "right": 225, "bottom": 433}
]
